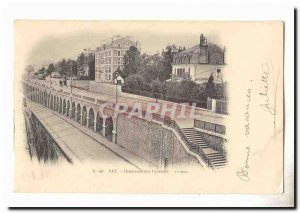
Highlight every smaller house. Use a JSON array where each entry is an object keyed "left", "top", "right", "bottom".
[
  {"left": 51, "top": 72, "right": 61, "bottom": 78},
  {"left": 171, "top": 34, "right": 226, "bottom": 84}
]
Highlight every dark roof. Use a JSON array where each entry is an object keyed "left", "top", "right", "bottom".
[
  {"left": 176, "top": 43, "right": 224, "bottom": 56},
  {"left": 112, "top": 37, "right": 136, "bottom": 44},
  {"left": 207, "top": 43, "right": 225, "bottom": 55},
  {"left": 177, "top": 45, "right": 199, "bottom": 55}
]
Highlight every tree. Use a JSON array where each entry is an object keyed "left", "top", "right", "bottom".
[
  {"left": 123, "top": 74, "right": 144, "bottom": 91},
  {"left": 46, "top": 63, "right": 55, "bottom": 75},
  {"left": 25, "top": 65, "right": 34, "bottom": 73},
  {"left": 150, "top": 78, "right": 164, "bottom": 99},
  {"left": 178, "top": 78, "right": 196, "bottom": 101},
  {"left": 77, "top": 53, "right": 85, "bottom": 76},
  {"left": 71, "top": 60, "right": 77, "bottom": 76},
  {"left": 122, "top": 46, "right": 141, "bottom": 78},
  {"left": 38, "top": 67, "right": 46, "bottom": 75},
  {"left": 161, "top": 44, "right": 185, "bottom": 81},
  {"left": 58, "top": 59, "right": 66, "bottom": 76},
  {"left": 215, "top": 82, "right": 227, "bottom": 100},
  {"left": 205, "top": 73, "right": 216, "bottom": 99},
  {"left": 88, "top": 54, "right": 95, "bottom": 80},
  {"left": 139, "top": 53, "right": 164, "bottom": 83},
  {"left": 113, "top": 67, "right": 122, "bottom": 80}
]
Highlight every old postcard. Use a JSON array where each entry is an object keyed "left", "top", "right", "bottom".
[{"left": 14, "top": 20, "right": 285, "bottom": 195}]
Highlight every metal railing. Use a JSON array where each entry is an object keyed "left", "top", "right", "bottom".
[{"left": 194, "top": 119, "right": 226, "bottom": 135}]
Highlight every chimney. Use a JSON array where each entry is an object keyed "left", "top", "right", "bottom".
[{"left": 200, "top": 34, "right": 204, "bottom": 46}]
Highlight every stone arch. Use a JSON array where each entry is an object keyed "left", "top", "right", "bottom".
[
  {"left": 95, "top": 111, "right": 103, "bottom": 134},
  {"left": 76, "top": 103, "right": 81, "bottom": 123},
  {"left": 44, "top": 92, "right": 47, "bottom": 107},
  {"left": 38, "top": 89, "right": 41, "bottom": 103},
  {"left": 105, "top": 116, "right": 113, "bottom": 142},
  {"left": 52, "top": 95, "right": 56, "bottom": 110},
  {"left": 59, "top": 97, "right": 63, "bottom": 114},
  {"left": 35, "top": 88, "right": 38, "bottom": 102},
  {"left": 56, "top": 96, "right": 59, "bottom": 112},
  {"left": 43, "top": 91, "right": 46, "bottom": 106},
  {"left": 37, "top": 88, "right": 39, "bottom": 102},
  {"left": 41, "top": 91, "right": 44, "bottom": 105},
  {"left": 71, "top": 102, "right": 76, "bottom": 120},
  {"left": 47, "top": 93, "right": 51, "bottom": 108},
  {"left": 67, "top": 100, "right": 70, "bottom": 117},
  {"left": 35, "top": 88, "right": 37, "bottom": 101},
  {"left": 31, "top": 87, "right": 34, "bottom": 101},
  {"left": 88, "top": 108, "right": 94, "bottom": 130},
  {"left": 29, "top": 86, "right": 32, "bottom": 100},
  {"left": 102, "top": 107, "right": 114, "bottom": 118},
  {"left": 82, "top": 106, "right": 87, "bottom": 126},
  {"left": 36, "top": 88, "right": 38, "bottom": 102},
  {"left": 63, "top": 99, "right": 66, "bottom": 115},
  {"left": 50, "top": 95, "right": 53, "bottom": 110}
]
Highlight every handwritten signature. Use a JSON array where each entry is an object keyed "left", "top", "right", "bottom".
[
  {"left": 236, "top": 146, "right": 251, "bottom": 182},
  {"left": 259, "top": 63, "right": 277, "bottom": 115},
  {"left": 259, "top": 62, "right": 280, "bottom": 140}
]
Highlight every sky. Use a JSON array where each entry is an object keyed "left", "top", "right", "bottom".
[{"left": 25, "top": 21, "right": 222, "bottom": 70}]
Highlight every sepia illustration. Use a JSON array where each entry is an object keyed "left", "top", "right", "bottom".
[{"left": 14, "top": 21, "right": 284, "bottom": 194}]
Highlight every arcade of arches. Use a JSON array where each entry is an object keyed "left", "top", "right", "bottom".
[{"left": 24, "top": 84, "right": 116, "bottom": 143}]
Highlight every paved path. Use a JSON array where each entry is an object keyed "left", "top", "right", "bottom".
[{"left": 27, "top": 101, "right": 154, "bottom": 170}]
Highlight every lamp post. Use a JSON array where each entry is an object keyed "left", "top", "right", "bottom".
[
  {"left": 69, "top": 76, "right": 73, "bottom": 119},
  {"left": 113, "top": 72, "right": 124, "bottom": 144}
]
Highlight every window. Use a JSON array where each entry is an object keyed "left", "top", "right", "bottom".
[
  {"left": 216, "top": 68, "right": 222, "bottom": 77},
  {"left": 118, "top": 51, "right": 121, "bottom": 56},
  {"left": 118, "top": 43, "right": 121, "bottom": 48},
  {"left": 105, "top": 51, "right": 111, "bottom": 57},
  {"left": 117, "top": 58, "right": 121, "bottom": 64}
]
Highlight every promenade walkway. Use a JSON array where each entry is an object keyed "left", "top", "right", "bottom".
[{"left": 26, "top": 101, "right": 156, "bottom": 170}]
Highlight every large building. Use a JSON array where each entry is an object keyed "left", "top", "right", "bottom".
[
  {"left": 171, "top": 34, "right": 226, "bottom": 84},
  {"left": 94, "top": 36, "right": 140, "bottom": 83}
]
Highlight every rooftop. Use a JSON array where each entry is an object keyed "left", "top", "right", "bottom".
[{"left": 176, "top": 43, "right": 225, "bottom": 57}]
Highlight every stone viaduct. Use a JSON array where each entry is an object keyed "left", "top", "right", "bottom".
[
  {"left": 23, "top": 80, "right": 117, "bottom": 143},
  {"left": 22, "top": 79, "right": 220, "bottom": 169}
]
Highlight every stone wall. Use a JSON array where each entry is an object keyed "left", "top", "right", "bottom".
[
  {"left": 24, "top": 111, "right": 70, "bottom": 163},
  {"left": 117, "top": 114, "right": 199, "bottom": 168},
  {"left": 71, "top": 80, "right": 90, "bottom": 89},
  {"left": 200, "top": 132, "right": 226, "bottom": 154},
  {"left": 89, "top": 81, "right": 121, "bottom": 96}
]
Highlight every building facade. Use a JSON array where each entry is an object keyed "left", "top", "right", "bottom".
[
  {"left": 94, "top": 36, "right": 140, "bottom": 83},
  {"left": 171, "top": 34, "right": 226, "bottom": 84}
]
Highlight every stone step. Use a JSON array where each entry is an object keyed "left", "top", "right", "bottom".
[
  {"left": 182, "top": 127, "right": 227, "bottom": 169},
  {"left": 212, "top": 159, "right": 227, "bottom": 164},
  {"left": 213, "top": 162, "right": 227, "bottom": 167}
]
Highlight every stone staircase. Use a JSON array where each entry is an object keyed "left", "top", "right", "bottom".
[{"left": 182, "top": 128, "right": 227, "bottom": 169}]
